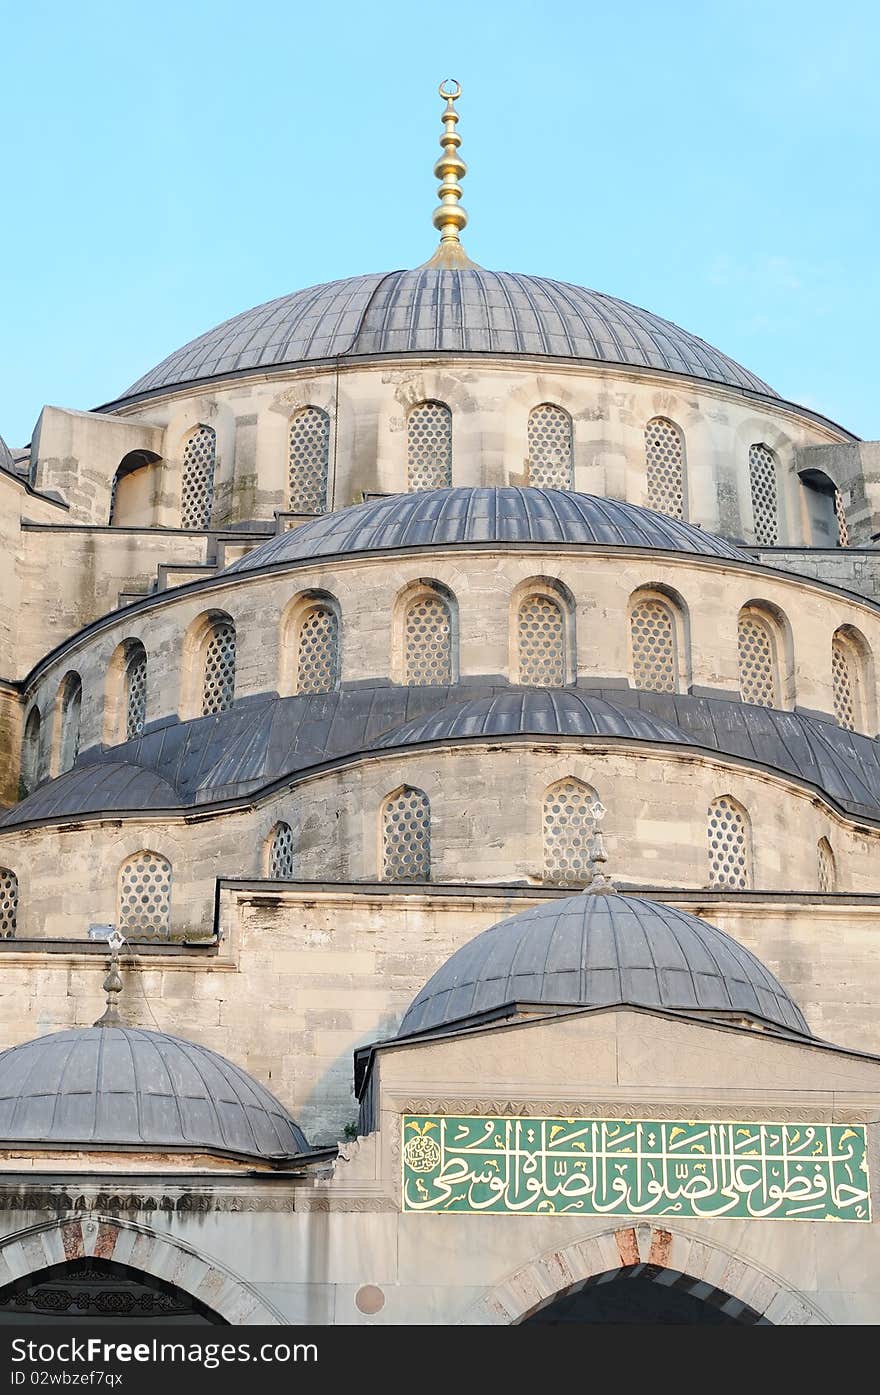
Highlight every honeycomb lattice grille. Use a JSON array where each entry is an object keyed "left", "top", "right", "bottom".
[
  {"left": 631, "top": 598, "right": 677, "bottom": 692},
  {"left": 832, "top": 638, "right": 857, "bottom": 730},
  {"left": 834, "top": 489, "right": 850, "bottom": 548},
  {"left": 181, "top": 426, "right": 216, "bottom": 530},
  {"left": 817, "top": 838, "right": 836, "bottom": 893},
  {"left": 202, "top": 621, "right": 236, "bottom": 715},
  {"left": 0, "top": 869, "right": 18, "bottom": 938},
  {"left": 268, "top": 823, "right": 295, "bottom": 879},
  {"left": 528, "top": 404, "right": 573, "bottom": 489},
  {"left": 59, "top": 679, "right": 82, "bottom": 773},
  {"left": 518, "top": 595, "right": 565, "bottom": 686},
  {"left": 108, "top": 471, "right": 119, "bottom": 524},
  {"left": 407, "top": 402, "right": 452, "bottom": 491},
  {"left": 738, "top": 615, "right": 776, "bottom": 707},
  {"left": 382, "top": 787, "right": 431, "bottom": 882},
  {"left": 288, "top": 406, "right": 330, "bottom": 514},
  {"left": 543, "top": 780, "right": 595, "bottom": 885},
  {"left": 118, "top": 851, "right": 172, "bottom": 937},
  {"left": 125, "top": 650, "right": 147, "bottom": 741},
  {"left": 296, "top": 607, "right": 339, "bottom": 694},
  {"left": 405, "top": 596, "right": 452, "bottom": 686},
  {"left": 707, "top": 797, "right": 750, "bottom": 888},
  {"left": 749, "top": 443, "right": 778, "bottom": 545},
  {"left": 645, "top": 418, "right": 684, "bottom": 518}
]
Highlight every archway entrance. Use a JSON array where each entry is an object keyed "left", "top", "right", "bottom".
[
  {"left": 523, "top": 1264, "right": 767, "bottom": 1325},
  {"left": 0, "top": 1258, "right": 226, "bottom": 1326}
]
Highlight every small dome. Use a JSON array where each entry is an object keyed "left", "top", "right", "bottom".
[
  {"left": 398, "top": 892, "right": 809, "bottom": 1037},
  {"left": 0, "top": 1026, "right": 308, "bottom": 1161},
  {"left": 115, "top": 269, "right": 775, "bottom": 403},
  {"left": 373, "top": 689, "right": 689, "bottom": 749},
  {"left": 223, "top": 487, "right": 752, "bottom": 574}
]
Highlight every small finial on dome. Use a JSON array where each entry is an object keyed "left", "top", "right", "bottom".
[
  {"left": 94, "top": 929, "right": 126, "bottom": 1027},
  {"left": 420, "top": 80, "right": 480, "bottom": 270},
  {"left": 583, "top": 799, "right": 617, "bottom": 895}
]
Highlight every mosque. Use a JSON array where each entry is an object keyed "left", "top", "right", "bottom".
[{"left": 0, "top": 81, "right": 878, "bottom": 1325}]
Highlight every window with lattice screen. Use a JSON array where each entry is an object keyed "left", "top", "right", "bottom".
[
  {"left": 405, "top": 594, "right": 452, "bottom": 686},
  {"left": 58, "top": 675, "right": 82, "bottom": 773},
  {"left": 108, "top": 469, "right": 121, "bottom": 524},
  {"left": 0, "top": 869, "right": 17, "bottom": 937},
  {"left": 817, "top": 838, "right": 836, "bottom": 892},
  {"left": 707, "top": 797, "right": 751, "bottom": 888},
  {"left": 645, "top": 418, "right": 684, "bottom": 518},
  {"left": 738, "top": 613, "right": 777, "bottom": 707},
  {"left": 202, "top": 620, "right": 236, "bottom": 715},
  {"left": 748, "top": 443, "right": 778, "bottom": 545},
  {"left": 631, "top": 598, "right": 677, "bottom": 693},
  {"left": 22, "top": 709, "right": 41, "bottom": 794},
  {"left": 832, "top": 633, "right": 860, "bottom": 731},
  {"left": 382, "top": 787, "right": 431, "bottom": 881},
  {"left": 180, "top": 426, "right": 216, "bottom": 530},
  {"left": 118, "top": 851, "right": 172, "bottom": 937},
  {"left": 125, "top": 645, "right": 147, "bottom": 741},
  {"left": 295, "top": 607, "right": 339, "bottom": 693},
  {"left": 543, "top": 780, "right": 596, "bottom": 885},
  {"left": 268, "top": 822, "right": 295, "bottom": 879},
  {"left": 289, "top": 407, "right": 330, "bottom": 514},
  {"left": 528, "top": 404, "right": 573, "bottom": 489},
  {"left": 518, "top": 594, "right": 566, "bottom": 686},
  {"left": 407, "top": 401, "right": 452, "bottom": 490},
  {"left": 834, "top": 489, "right": 849, "bottom": 548}
]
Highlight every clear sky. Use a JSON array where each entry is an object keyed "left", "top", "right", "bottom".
[{"left": 2, "top": 0, "right": 878, "bottom": 446}]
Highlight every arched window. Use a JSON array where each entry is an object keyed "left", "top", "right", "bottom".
[
  {"left": 267, "top": 822, "right": 295, "bottom": 879},
  {"left": 645, "top": 417, "right": 685, "bottom": 518},
  {"left": 630, "top": 596, "right": 678, "bottom": 693},
  {"left": 543, "top": 778, "right": 597, "bottom": 885},
  {"left": 124, "top": 643, "right": 148, "bottom": 741},
  {"left": 817, "top": 837, "right": 836, "bottom": 893},
  {"left": 528, "top": 404, "right": 573, "bottom": 489},
  {"left": 834, "top": 488, "right": 849, "bottom": 547},
  {"left": 288, "top": 406, "right": 330, "bottom": 514},
  {"left": 108, "top": 469, "right": 120, "bottom": 524},
  {"left": 737, "top": 610, "right": 778, "bottom": 708},
  {"left": 295, "top": 605, "right": 339, "bottom": 694},
  {"left": 0, "top": 869, "right": 18, "bottom": 938},
  {"left": 748, "top": 443, "right": 779, "bottom": 545},
  {"left": 407, "top": 401, "right": 452, "bottom": 491},
  {"left": 21, "top": 708, "right": 41, "bottom": 795},
  {"left": 404, "top": 591, "right": 452, "bottom": 686},
  {"left": 382, "top": 787, "right": 431, "bottom": 882},
  {"left": 707, "top": 796, "right": 752, "bottom": 889},
  {"left": 517, "top": 593, "right": 566, "bottom": 687},
  {"left": 58, "top": 673, "right": 82, "bottom": 772},
  {"left": 831, "top": 629, "right": 866, "bottom": 732},
  {"left": 180, "top": 426, "right": 217, "bottom": 530},
  {"left": 202, "top": 619, "right": 236, "bottom": 715},
  {"left": 118, "top": 851, "right": 172, "bottom": 938}
]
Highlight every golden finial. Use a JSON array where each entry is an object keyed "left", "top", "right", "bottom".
[{"left": 421, "top": 79, "right": 479, "bottom": 270}]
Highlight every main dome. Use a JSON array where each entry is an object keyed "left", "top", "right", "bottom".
[
  {"left": 398, "top": 892, "right": 809, "bottom": 1037},
  {"left": 117, "top": 268, "right": 776, "bottom": 402},
  {"left": 223, "top": 486, "right": 753, "bottom": 573}
]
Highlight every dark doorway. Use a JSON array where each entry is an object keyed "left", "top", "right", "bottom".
[
  {"left": 0, "top": 1257, "right": 226, "bottom": 1325},
  {"left": 524, "top": 1264, "right": 767, "bottom": 1325}
]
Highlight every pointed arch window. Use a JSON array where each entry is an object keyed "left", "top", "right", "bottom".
[
  {"left": 831, "top": 630, "right": 866, "bottom": 732},
  {"left": 834, "top": 488, "right": 849, "bottom": 547},
  {"left": 21, "top": 708, "right": 41, "bottom": 795},
  {"left": 58, "top": 674, "right": 82, "bottom": 773},
  {"left": 737, "top": 611, "right": 778, "bottom": 708},
  {"left": 707, "top": 796, "right": 752, "bottom": 889},
  {"left": 528, "top": 404, "right": 573, "bottom": 489},
  {"left": 180, "top": 426, "right": 217, "bottom": 530},
  {"left": 645, "top": 418, "right": 685, "bottom": 518},
  {"left": 517, "top": 594, "right": 566, "bottom": 686},
  {"left": 407, "top": 401, "right": 452, "bottom": 490},
  {"left": 0, "top": 869, "right": 18, "bottom": 938},
  {"left": 118, "top": 851, "right": 172, "bottom": 938},
  {"left": 382, "top": 787, "right": 431, "bottom": 882},
  {"left": 543, "top": 779, "right": 597, "bottom": 885},
  {"left": 295, "top": 605, "right": 339, "bottom": 694},
  {"left": 404, "top": 592, "right": 452, "bottom": 686},
  {"left": 124, "top": 643, "right": 148, "bottom": 741},
  {"left": 817, "top": 837, "right": 836, "bottom": 893},
  {"left": 267, "top": 822, "right": 295, "bottom": 879},
  {"left": 630, "top": 596, "right": 678, "bottom": 693},
  {"left": 288, "top": 406, "right": 330, "bottom": 514},
  {"left": 202, "top": 619, "right": 236, "bottom": 715},
  {"left": 749, "top": 443, "right": 779, "bottom": 545}
]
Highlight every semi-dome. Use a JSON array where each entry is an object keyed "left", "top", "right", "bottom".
[
  {"left": 398, "top": 891, "right": 809, "bottom": 1038},
  {"left": 0, "top": 1026, "right": 308, "bottom": 1162},
  {"left": 223, "top": 487, "right": 753, "bottom": 574},
  {"left": 114, "top": 269, "right": 776, "bottom": 404}
]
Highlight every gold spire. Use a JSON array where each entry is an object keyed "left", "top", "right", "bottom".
[{"left": 421, "top": 79, "right": 480, "bottom": 270}]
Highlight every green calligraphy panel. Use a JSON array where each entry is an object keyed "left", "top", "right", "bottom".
[{"left": 401, "top": 1116, "right": 870, "bottom": 1221}]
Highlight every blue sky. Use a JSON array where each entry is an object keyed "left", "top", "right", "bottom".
[{"left": 2, "top": 0, "right": 878, "bottom": 446}]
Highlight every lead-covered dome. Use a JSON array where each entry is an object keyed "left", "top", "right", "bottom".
[
  {"left": 0, "top": 1026, "right": 308, "bottom": 1161},
  {"left": 116, "top": 268, "right": 776, "bottom": 403},
  {"left": 399, "top": 892, "right": 809, "bottom": 1037},
  {"left": 223, "top": 486, "right": 753, "bottom": 573}
]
